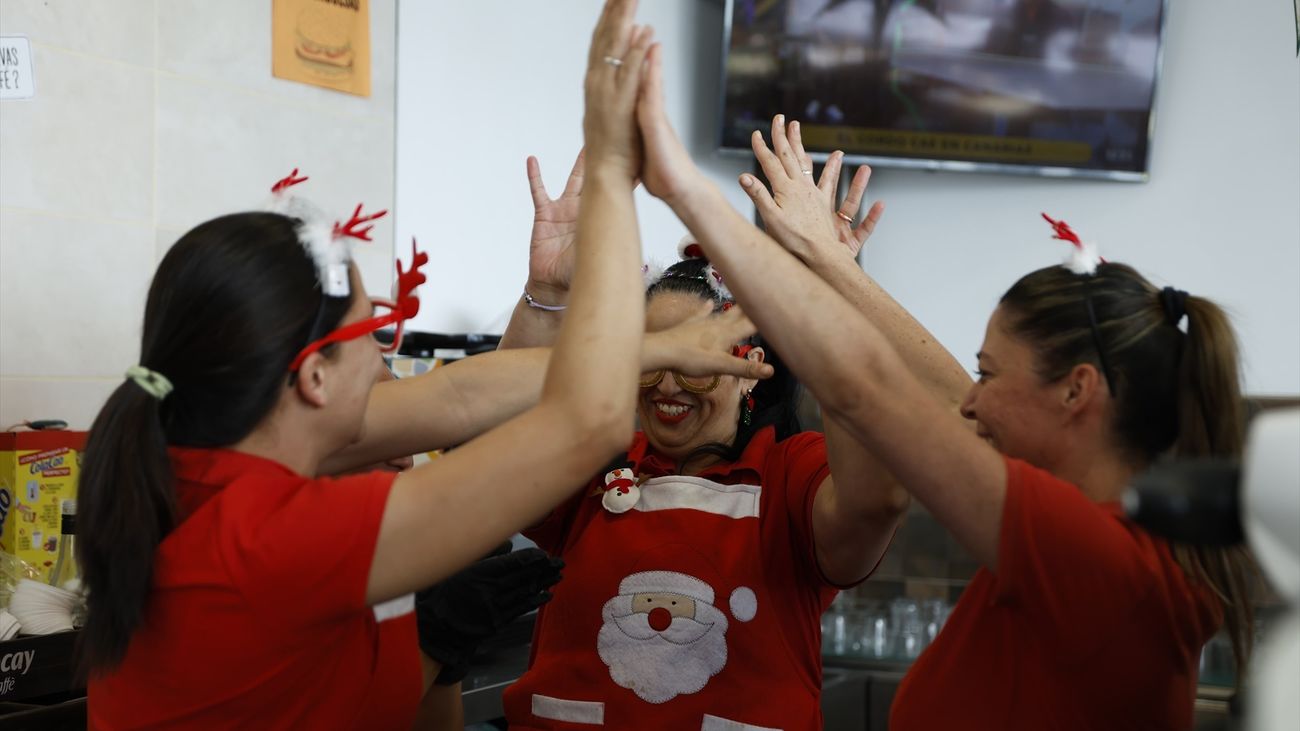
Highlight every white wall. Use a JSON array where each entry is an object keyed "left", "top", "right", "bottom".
[
  {"left": 394, "top": 1, "right": 1299, "bottom": 395},
  {"left": 396, "top": 0, "right": 754, "bottom": 335},
  {"left": 0, "top": 0, "right": 398, "bottom": 429}
]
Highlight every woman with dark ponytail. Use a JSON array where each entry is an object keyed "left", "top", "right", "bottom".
[
  {"left": 76, "top": 6, "right": 769, "bottom": 727},
  {"left": 634, "top": 88, "right": 1257, "bottom": 729}
]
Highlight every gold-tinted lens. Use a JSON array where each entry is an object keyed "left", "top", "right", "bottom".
[
  {"left": 638, "top": 370, "right": 666, "bottom": 389},
  {"left": 675, "top": 373, "right": 721, "bottom": 393}
]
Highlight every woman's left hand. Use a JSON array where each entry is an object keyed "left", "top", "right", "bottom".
[
  {"left": 642, "top": 305, "right": 774, "bottom": 382},
  {"left": 524, "top": 151, "right": 584, "bottom": 298},
  {"left": 740, "top": 115, "right": 886, "bottom": 262}
]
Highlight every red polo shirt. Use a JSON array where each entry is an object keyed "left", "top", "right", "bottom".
[
  {"left": 891, "top": 456, "right": 1222, "bottom": 730},
  {"left": 87, "top": 447, "right": 421, "bottom": 730}
]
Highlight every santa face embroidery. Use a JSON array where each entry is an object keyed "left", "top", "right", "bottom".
[{"left": 597, "top": 569, "right": 757, "bottom": 704}]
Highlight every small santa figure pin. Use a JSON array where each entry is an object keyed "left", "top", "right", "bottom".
[{"left": 601, "top": 467, "right": 640, "bottom": 514}]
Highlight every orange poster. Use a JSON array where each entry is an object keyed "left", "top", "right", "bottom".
[{"left": 272, "top": 0, "right": 370, "bottom": 97}]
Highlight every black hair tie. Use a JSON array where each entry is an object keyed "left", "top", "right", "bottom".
[{"left": 1160, "top": 286, "right": 1189, "bottom": 326}]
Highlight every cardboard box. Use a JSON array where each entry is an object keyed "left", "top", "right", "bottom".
[{"left": 0, "top": 432, "right": 86, "bottom": 585}]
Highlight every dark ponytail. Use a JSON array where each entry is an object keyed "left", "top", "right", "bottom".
[
  {"left": 77, "top": 384, "right": 175, "bottom": 672},
  {"left": 78, "top": 212, "right": 352, "bottom": 672}
]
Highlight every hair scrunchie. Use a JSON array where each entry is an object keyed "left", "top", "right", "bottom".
[
  {"left": 125, "top": 366, "right": 173, "bottom": 400},
  {"left": 1160, "top": 286, "right": 1189, "bottom": 326}
]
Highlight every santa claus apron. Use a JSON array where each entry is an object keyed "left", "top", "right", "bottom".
[{"left": 504, "top": 428, "right": 837, "bottom": 730}]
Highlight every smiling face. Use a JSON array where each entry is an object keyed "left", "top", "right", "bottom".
[
  {"left": 959, "top": 306, "right": 1068, "bottom": 471},
  {"left": 638, "top": 292, "right": 756, "bottom": 465}
]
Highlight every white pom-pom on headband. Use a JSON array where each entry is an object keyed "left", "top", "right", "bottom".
[
  {"left": 1042, "top": 213, "right": 1104, "bottom": 275},
  {"left": 641, "top": 260, "right": 666, "bottom": 290},
  {"left": 672, "top": 235, "right": 734, "bottom": 300},
  {"left": 267, "top": 168, "right": 388, "bottom": 298}
]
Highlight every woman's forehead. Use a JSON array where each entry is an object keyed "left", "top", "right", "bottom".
[{"left": 646, "top": 291, "right": 715, "bottom": 331}]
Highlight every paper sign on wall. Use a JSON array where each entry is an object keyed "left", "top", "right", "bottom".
[
  {"left": 0, "top": 37, "right": 35, "bottom": 101},
  {"left": 272, "top": 0, "right": 371, "bottom": 97}
]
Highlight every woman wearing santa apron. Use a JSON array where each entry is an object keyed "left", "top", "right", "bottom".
[{"left": 497, "top": 170, "right": 968, "bottom": 729}]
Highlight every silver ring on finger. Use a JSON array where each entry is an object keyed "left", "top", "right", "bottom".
[
  {"left": 801, "top": 169, "right": 813, "bottom": 175},
  {"left": 603, "top": 56, "right": 623, "bottom": 67},
  {"left": 836, "top": 210, "right": 854, "bottom": 223}
]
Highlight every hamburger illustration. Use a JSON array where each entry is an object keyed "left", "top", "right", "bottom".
[{"left": 295, "top": 6, "right": 354, "bottom": 76}]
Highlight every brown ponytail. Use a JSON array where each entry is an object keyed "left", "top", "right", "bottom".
[
  {"left": 1001, "top": 264, "right": 1258, "bottom": 681},
  {"left": 1169, "top": 294, "right": 1255, "bottom": 681}
]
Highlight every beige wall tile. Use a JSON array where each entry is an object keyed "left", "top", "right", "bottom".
[
  {"left": 0, "top": 0, "right": 155, "bottom": 68},
  {"left": 0, "top": 209, "right": 151, "bottom": 377},
  {"left": 157, "top": 0, "right": 395, "bottom": 115},
  {"left": 155, "top": 75, "right": 394, "bottom": 293},
  {"left": 0, "top": 45, "right": 153, "bottom": 221},
  {"left": 0, "top": 377, "right": 117, "bottom": 431}
]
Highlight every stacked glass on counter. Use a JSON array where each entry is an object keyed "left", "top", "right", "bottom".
[{"left": 821, "top": 593, "right": 952, "bottom": 662}]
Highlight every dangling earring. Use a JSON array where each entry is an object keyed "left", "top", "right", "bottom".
[{"left": 741, "top": 389, "right": 755, "bottom": 427}]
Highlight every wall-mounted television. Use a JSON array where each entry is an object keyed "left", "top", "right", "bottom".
[{"left": 718, "top": 0, "right": 1168, "bottom": 181}]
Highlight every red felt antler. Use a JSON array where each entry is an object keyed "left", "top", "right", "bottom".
[
  {"left": 395, "top": 238, "right": 429, "bottom": 318},
  {"left": 1042, "top": 212, "right": 1106, "bottom": 264},
  {"left": 1041, "top": 212, "right": 1082, "bottom": 249},
  {"left": 271, "top": 168, "right": 309, "bottom": 194},
  {"left": 333, "top": 203, "right": 389, "bottom": 242}
]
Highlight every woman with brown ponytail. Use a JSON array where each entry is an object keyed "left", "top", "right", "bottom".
[{"left": 631, "top": 45, "right": 1256, "bottom": 728}]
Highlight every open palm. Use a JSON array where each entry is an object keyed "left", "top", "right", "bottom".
[{"left": 526, "top": 151, "right": 585, "bottom": 293}]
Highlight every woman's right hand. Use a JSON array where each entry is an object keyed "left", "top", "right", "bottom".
[
  {"left": 635, "top": 44, "right": 709, "bottom": 209},
  {"left": 642, "top": 306, "right": 774, "bottom": 381},
  {"left": 740, "top": 116, "right": 886, "bottom": 263},
  {"left": 583, "top": 0, "right": 654, "bottom": 182}
]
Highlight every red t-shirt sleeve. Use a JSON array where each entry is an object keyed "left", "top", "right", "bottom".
[
  {"left": 773, "top": 432, "right": 836, "bottom": 594},
  {"left": 217, "top": 470, "right": 397, "bottom": 628},
  {"left": 994, "top": 456, "right": 1164, "bottom": 658}
]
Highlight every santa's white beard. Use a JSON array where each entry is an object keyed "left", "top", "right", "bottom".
[{"left": 597, "top": 595, "right": 730, "bottom": 704}]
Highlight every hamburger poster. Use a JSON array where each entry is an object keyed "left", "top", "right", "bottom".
[{"left": 273, "top": 0, "right": 370, "bottom": 97}]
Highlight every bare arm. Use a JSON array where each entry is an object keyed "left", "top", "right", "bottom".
[
  {"left": 811, "top": 416, "right": 909, "bottom": 585},
  {"left": 742, "top": 115, "right": 972, "bottom": 412},
  {"left": 320, "top": 310, "right": 771, "bottom": 476},
  {"left": 636, "top": 45, "right": 1006, "bottom": 570},
  {"left": 364, "top": 2, "right": 657, "bottom": 604},
  {"left": 318, "top": 347, "right": 549, "bottom": 474},
  {"left": 412, "top": 656, "right": 462, "bottom": 731}
]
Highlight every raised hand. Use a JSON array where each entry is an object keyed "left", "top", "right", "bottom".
[
  {"left": 583, "top": 0, "right": 655, "bottom": 182},
  {"left": 524, "top": 151, "right": 584, "bottom": 296},
  {"left": 635, "top": 44, "right": 709, "bottom": 208},
  {"left": 739, "top": 116, "right": 885, "bottom": 261},
  {"left": 643, "top": 305, "right": 774, "bottom": 382}
]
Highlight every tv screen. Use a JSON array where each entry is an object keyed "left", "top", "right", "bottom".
[{"left": 719, "top": 0, "right": 1168, "bottom": 181}]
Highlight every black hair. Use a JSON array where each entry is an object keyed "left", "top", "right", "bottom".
[
  {"left": 646, "top": 257, "right": 802, "bottom": 469},
  {"left": 77, "top": 212, "right": 353, "bottom": 672}
]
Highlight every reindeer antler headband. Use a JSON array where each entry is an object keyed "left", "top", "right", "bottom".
[
  {"left": 1042, "top": 212, "right": 1104, "bottom": 275},
  {"left": 268, "top": 168, "right": 389, "bottom": 298}
]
